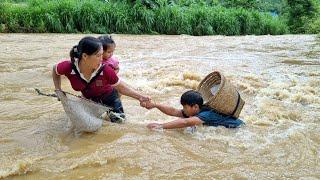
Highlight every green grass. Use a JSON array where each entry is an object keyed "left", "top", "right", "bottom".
[{"left": 0, "top": 0, "right": 289, "bottom": 35}]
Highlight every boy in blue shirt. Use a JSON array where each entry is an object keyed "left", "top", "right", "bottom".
[{"left": 143, "top": 90, "right": 244, "bottom": 130}]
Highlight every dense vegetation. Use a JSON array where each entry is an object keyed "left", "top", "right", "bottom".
[{"left": 0, "top": 0, "right": 319, "bottom": 35}]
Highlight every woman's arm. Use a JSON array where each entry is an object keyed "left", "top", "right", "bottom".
[
  {"left": 52, "top": 65, "right": 62, "bottom": 90},
  {"left": 147, "top": 117, "right": 203, "bottom": 129},
  {"left": 114, "top": 81, "right": 150, "bottom": 102}
]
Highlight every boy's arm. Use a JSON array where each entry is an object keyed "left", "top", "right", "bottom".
[
  {"left": 153, "top": 102, "right": 184, "bottom": 117},
  {"left": 147, "top": 117, "right": 203, "bottom": 129}
]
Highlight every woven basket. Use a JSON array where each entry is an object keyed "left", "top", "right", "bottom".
[{"left": 197, "top": 71, "right": 245, "bottom": 118}]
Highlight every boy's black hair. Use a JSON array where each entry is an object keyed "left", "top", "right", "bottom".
[
  {"left": 180, "top": 90, "right": 203, "bottom": 107},
  {"left": 97, "top": 35, "right": 115, "bottom": 50}
]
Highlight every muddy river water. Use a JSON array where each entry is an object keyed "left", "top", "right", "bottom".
[{"left": 0, "top": 34, "right": 319, "bottom": 179}]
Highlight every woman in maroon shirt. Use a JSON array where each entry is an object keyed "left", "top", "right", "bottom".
[{"left": 52, "top": 36, "right": 149, "bottom": 122}]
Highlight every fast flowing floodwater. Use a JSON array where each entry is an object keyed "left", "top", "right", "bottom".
[{"left": 0, "top": 34, "right": 319, "bottom": 179}]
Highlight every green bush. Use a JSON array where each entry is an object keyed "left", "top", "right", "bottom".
[
  {"left": 285, "top": 0, "right": 319, "bottom": 33},
  {"left": 0, "top": 0, "right": 290, "bottom": 35}
]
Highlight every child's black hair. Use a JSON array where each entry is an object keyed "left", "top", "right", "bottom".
[
  {"left": 180, "top": 90, "right": 203, "bottom": 107},
  {"left": 98, "top": 35, "right": 115, "bottom": 51},
  {"left": 69, "top": 36, "right": 102, "bottom": 63}
]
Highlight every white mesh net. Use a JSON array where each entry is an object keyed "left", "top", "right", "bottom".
[{"left": 56, "top": 91, "right": 112, "bottom": 133}]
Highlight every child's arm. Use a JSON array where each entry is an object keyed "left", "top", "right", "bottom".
[
  {"left": 113, "top": 57, "right": 120, "bottom": 74},
  {"left": 147, "top": 117, "right": 203, "bottom": 129},
  {"left": 144, "top": 101, "right": 184, "bottom": 117},
  {"left": 114, "top": 67, "right": 119, "bottom": 74}
]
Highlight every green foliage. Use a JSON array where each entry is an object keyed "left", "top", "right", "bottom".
[
  {"left": 256, "top": 0, "right": 285, "bottom": 14},
  {"left": 0, "top": 0, "right": 289, "bottom": 35},
  {"left": 154, "top": 5, "right": 192, "bottom": 34},
  {"left": 305, "top": 16, "right": 320, "bottom": 34},
  {"left": 130, "top": 0, "right": 155, "bottom": 33},
  {"left": 220, "top": 0, "right": 258, "bottom": 9},
  {"left": 285, "top": 0, "right": 319, "bottom": 33}
]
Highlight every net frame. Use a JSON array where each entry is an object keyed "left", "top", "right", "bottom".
[{"left": 55, "top": 91, "right": 112, "bottom": 133}]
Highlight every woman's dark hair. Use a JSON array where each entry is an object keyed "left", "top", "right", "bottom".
[
  {"left": 97, "top": 35, "right": 115, "bottom": 51},
  {"left": 180, "top": 90, "right": 203, "bottom": 107},
  {"left": 70, "top": 36, "right": 102, "bottom": 63}
]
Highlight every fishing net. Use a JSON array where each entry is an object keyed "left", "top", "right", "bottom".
[{"left": 55, "top": 90, "right": 112, "bottom": 133}]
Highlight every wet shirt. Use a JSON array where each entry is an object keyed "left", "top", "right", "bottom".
[
  {"left": 183, "top": 107, "right": 244, "bottom": 128},
  {"left": 56, "top": 60, "right": 119, "bottom": 99},
  {"left": 102, "top": 56, "right": 119, "bottom": 70}
]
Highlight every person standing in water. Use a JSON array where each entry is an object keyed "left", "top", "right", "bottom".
[
  {"left": 98, "top": 35, "right": 120, "bottom": 74},
  {"left": 52, "top": 36, "right": 150, "bottom": 122}
]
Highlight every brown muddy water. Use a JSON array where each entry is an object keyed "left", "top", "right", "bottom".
[{"left": 0, "top": 34, "right": 319, "bottom": 179}]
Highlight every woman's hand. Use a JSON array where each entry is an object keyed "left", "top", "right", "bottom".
[
  {"left": 139, "top": 95, "right": 151, "bottom": 103},
  {"left": 139, "top": 95, "right": 151, "bottom": 109},
  {"left": 52, "top": 65, "right": 62, "bottom": 91},
  {"left": 54, "top": 89, "right": 66, "bottom": 101},
  {"left": 140, "top": 100, "right": 156, "bottom": 109}
]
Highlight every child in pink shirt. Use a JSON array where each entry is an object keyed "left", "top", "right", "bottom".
[{"left": 98, "top": 35, "right": 120, "bottom": 74}]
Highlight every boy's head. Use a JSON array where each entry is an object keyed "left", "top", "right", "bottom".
[
  {"left": 180, "top": 90, "right": 203, "bottom": 116},
  {"left": 98, "top": 35, "right": 116, "bottom": 59}
]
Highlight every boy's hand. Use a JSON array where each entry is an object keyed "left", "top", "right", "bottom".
[
  {"left": 140, "top": 100, "right": 156, "bottom": 109},
  {"left": 146, "top": 101, "right": 156, "bottom": 109},
  {"left": 147, "top": 123, "right": 163, "bottom": 129}
]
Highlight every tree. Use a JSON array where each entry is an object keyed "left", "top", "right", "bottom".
[
  {"left": 220, "top": 0, "right": 258, "bottom": 9},
  {"left": 286, "top": 0, "right": 319, "bottom": 33}
]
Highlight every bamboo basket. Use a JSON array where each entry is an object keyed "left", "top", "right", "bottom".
[{"left": 197, "top": 71, "right": 244, "bottom": 118}]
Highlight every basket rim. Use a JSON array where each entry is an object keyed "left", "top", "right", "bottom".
[
  {"left": 197, "top": 71, "right": 221, "bottom": 91},
  {"left": 197, "top": 71, "right": 226, "bottom": 103}
]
